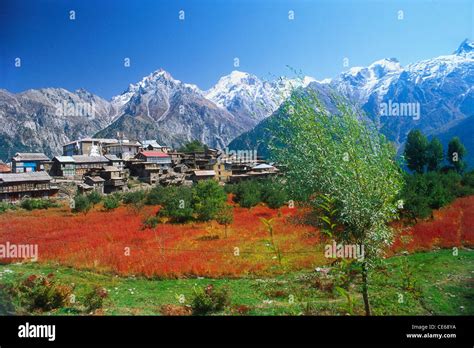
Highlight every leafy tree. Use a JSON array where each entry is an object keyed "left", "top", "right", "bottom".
[
  {"left": 158, "top": 186, "right": 194, "bottom": 223},
  {"left": 234, "top": 180, "right": 261, "bottom": 208},
  {"left": 426, "top": 137, "right": 444, "bottom": 172},
  {"left": 103, "top": 195, "right": 120, "bottom": 211},
  {"left": 145, "top": 186, "right": 166, "bottom": 205},
  {"left": 216, "top": 204, "right": 234, "bottom": 238},
  {"left": 260, "top": 179, "right": 288, "bottom": 209},
  {"left": 404, "top": 130, "right": 428, "bottom": 173},
  {"left": 400, "top": 171, "right": 460, "bottom": 221},
  {"left": 192, "top": 180, "right": 226, "bottom": 221},
  {"left": 87, "top": 191, "right": 102, "bottom": 206},
  {"left": 447, "top": 137, "right": 467, "bottom": 173},
  {"left": 73, "top": 195, "right": 92, "bottom": 215},
  {"left": 123, "top": 190, "right": 146, "bottom": 213},
  {"left": 270, "top": 91, "right": 403, "bottom": 315},
  {"left": 122, "top": 190, "right": 146, "bottom": 205},
  {"left": 178, "top": 140, "right": 208, "bottom": 153}
]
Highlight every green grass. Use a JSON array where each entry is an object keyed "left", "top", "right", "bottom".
[{"left": 0, "top": 249, "right": 472, "bottom": 315}]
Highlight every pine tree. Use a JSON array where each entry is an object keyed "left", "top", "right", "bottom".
[
  {"left": 447, "top": 137, "right": 467, "bottom": 173},
  {"left": 404, "top": 130, "right": 428, "bottom": 173},
  {"left": 426, "top": 137, "right": 444, "bottom": 171}
]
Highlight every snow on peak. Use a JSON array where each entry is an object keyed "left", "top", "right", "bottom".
[
  {"left": 454, "top": 39, "right": 474, "bottom": 57},
  {"left": 205, "top": 71, "right": 316, "bottom": 113},
  {"left": 369, "top": 58, "right": 402, "bottom": 76}
]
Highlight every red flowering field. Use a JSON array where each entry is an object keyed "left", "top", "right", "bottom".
[
  {"left": 1, "top": 196, "right": 473, "bottom": 278},
  {"left": 392, "top": 195, "right": 474, "bottom": 253},
  {"left": 0, "top": 204, "right": 324, "bottom": 278}
]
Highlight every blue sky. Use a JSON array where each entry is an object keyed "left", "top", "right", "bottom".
[{"left": 1, "top": 0, "right": 472, "bottom": 99}]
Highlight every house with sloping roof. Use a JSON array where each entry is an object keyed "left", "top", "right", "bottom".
[
  {"left": 84, "top": 176, "right": 105, "bottom": 194},
  {"left": 104, "top": 154, "right": 124, "bottom": 170},
  {"left": 103, "top": 140, "right": 141, "bottom": 159},
  {"left": 99, "top": 166, "right": 125, "bottom": 193},
  {"left": 72, "top": 155, "right": 110, "bottom": 177},
  {"left": 140, "top": 140, "right": 167, "bottom": 152},
  {"left": 51, "top": 156, "right": 76, "bottom": 177},
  {"left": 191, "top": 170, "right": 216, "bottom": 183},
  {"left": 0, "top": 171, "right": 58, "bottom": 202},
  {"left": 63, "top": 138, "right": 118, "bottom": 156},
  {"left": 135, "top": 151, "right": 172, "bottom": 168},
  {"left": 12, "top": 153, "right": 50, "bottom": 173}
]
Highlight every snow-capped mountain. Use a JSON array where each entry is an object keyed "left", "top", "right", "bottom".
[
  {"left": 1, "top": 39, "right": 472, "bottom": 161},
  {"left": 205, "top": 70, "right": 315, "bottom": 128},
  {"left": 229, "top": 39, "right": 474, "bottom": 166},
  {"left": 331, "top": 58, "right": 403, "bottom": 102},
  {"left": 97, "top": 69, "right": 244, "bottom": 149},
  {"left": 99, "top": 69, "right": 317, "bottom": 149}
]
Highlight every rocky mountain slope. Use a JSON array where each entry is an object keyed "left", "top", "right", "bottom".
[{"left": 0, "top": 88, "right": 116, "bottom": 160}]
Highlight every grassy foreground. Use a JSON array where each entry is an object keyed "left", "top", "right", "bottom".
[{"left": 0, "top": 249, "right": 472, "bottom": 316}]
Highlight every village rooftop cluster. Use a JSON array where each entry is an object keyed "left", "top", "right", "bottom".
[{"left": 0, "top": 138, "right": 279, "bottom": 203}]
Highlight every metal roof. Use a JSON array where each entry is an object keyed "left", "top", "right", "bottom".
[
  {"left": 104, "top": 154, "right": 122, "bottom": 161},
  {"left": 54, "top": 156, "right": 75, "bottom": 163},
  {"left": 12, "top": 153, "right": 50, "bottom": 161},
  {"left": 137, "top": 151, "right": 170, "bottom": 158},
  {"left": 0, "top": 171, "right": 52, "bottom": 183},
  {"left": 252, "top": 163, "right": 275, "bottom": 170},
  {"left": 193, "top": 170, "right": 216, "bottom": 176},
  {"left": 63, "top": 138, "right": 118, "bottom": 147},
  {"left": 85, "top": 176, "right": 105, "bottom": 183},
  {"left": 102, "top": 166, "right": 120, "bottom": 172},
  {"left": 140, "top": 140, "right": 162, "bottom": 148},
  {"left": 72, "top": 155, "right": 109, "bottom": 163}
]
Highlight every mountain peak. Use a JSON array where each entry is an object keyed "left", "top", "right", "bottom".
[
  {"left": 369, "top": 58, "right": 402, "bottom": 72},
  {"left": 454, "top": 38, "right": 474, "bottom": 56}
]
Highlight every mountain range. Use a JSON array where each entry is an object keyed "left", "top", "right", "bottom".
[
  {"left": 0, "top": 39, "right": 472, "bottom": 167},
  {"left": 229, "top": 39, "right": 474, "bottom": 167}
]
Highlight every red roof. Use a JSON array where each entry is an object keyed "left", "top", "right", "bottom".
[{"left": 139, "top": 151, "right": 170, "bottom": 158}]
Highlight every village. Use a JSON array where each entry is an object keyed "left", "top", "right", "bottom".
[{"left": 0, "top": 138, "right": 279, "bottom": 203}]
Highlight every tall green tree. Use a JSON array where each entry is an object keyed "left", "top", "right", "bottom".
[
  {"left": 447, "top": 137, "right": 467, "bottom": 173},
  {"left": 404, "top": 130, "right": 428, "bottom": 173},
  {"left": 270, "top": 90, "right": 402, "bottom": 316},
  {"left": 426, "top": 137, "right": 444, "bottom": 172},
  {"left": 192, "top": 180, "right": 226, "bottom": 221}
]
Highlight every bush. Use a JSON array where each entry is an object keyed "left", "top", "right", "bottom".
[
  {"left": 401, "top": 171, "right": 463, "bottom": 220},
  {"left": 20, "top": 198, "right": 58, "bottom": 211},
  {"left": 123, "top": 190, "right": 146, "bottom": 205},
  {"left": 191, "top": 284, "right": 230, "bottom": 315},
  {"left": 461, "top": 170, "right": 474, "bottom": 188},
  {"left": 83, "top": 286, "right": 108, "bottom": 312},
  {"left": 234, "top": 180, "right": 261, "bottom": 208},
  {"left": 192, "top": 180, "right": 226, "bottom": 221},
  {"left": 158, "top": 186, "right": 194, "bottom": 223},
  {"left": 260, "top": 179, "right": 288, "bottom": 209},
  {"left": 73, "top": 195, "right": 92, "bottom": 214},
  {"left": 87, "top": 191, "right": 102, "bottom": 205},
  {"left": 142, "top": 215, "right": 159, "bottom": 229},
  {"left": 0, "top": 202, "right": 14, "bottom": 213},
  {"left": 103, "top": 195, "right": 120, "bottom": 211},
  {"left": 145, "top": 186, "right": 167, "bottom": 205},
  {"left": 6, "top": 274, "right": 74, "bottom": 312}
]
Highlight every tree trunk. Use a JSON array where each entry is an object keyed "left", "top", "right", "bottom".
[{"left": 361, "top": 261, "right": 371, "bottom": 316}]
